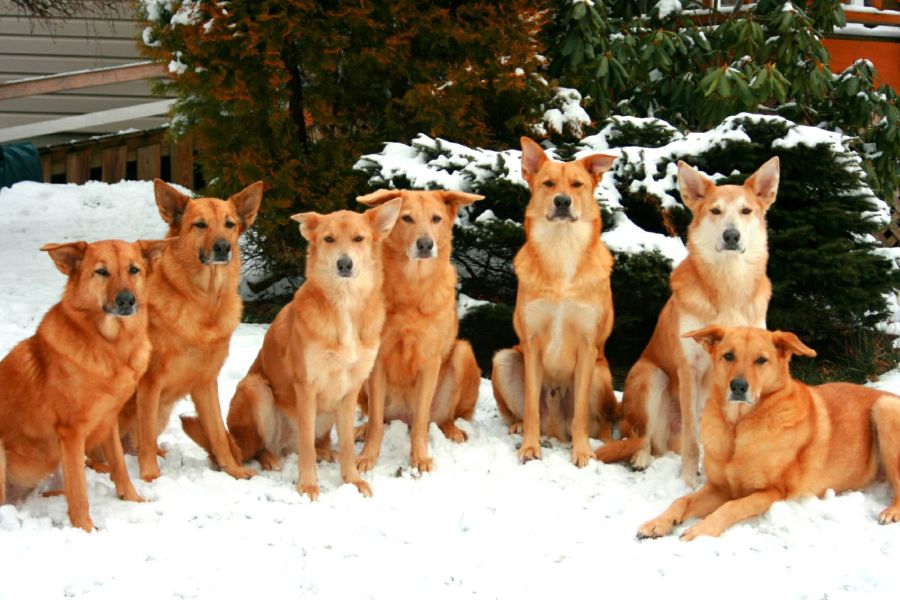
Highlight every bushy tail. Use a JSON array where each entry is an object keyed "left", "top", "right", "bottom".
[
  {"left": 594, "top": 436, "right": 644, "bottom": 464},
  {"left": 0, "top": 440, "right": 7, "bottom": 504},
  {"left": 180, "top": 415, "right": 243, "bottom": 466}
]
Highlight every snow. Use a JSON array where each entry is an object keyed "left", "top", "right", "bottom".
[
  {"left": 2, "top": 180, "right": 900, "bottom": 598},
  {"left": 654, "top": 0, "right": 682, "bottom": 20},
  {"left": 533, "top": 88, "right": 593, "bottom": 138}
]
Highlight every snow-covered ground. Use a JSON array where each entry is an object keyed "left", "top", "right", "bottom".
[{"left": 1, "top": 180, "right": 899, "bottom": 599}]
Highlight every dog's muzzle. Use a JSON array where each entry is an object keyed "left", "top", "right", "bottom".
[
  {"left": 727, "top": 377, "right": 751, "bottom": 403},
  {"left": 104, "top": 289, "right": 137, "bottom": 317},
  {"left": 413, "top": 237, "right": 436, "bottom": 259},
  {"left": 200, "top": 239, "right": 232, "bottom": 265},
  {"left": 548, "top": 194, "right": 576, "bottom": 222},
  {"left": 718, "top": 228, "right": 743, "bottom": 253}
]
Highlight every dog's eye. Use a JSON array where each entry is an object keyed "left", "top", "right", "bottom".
[
  {"left": 741, "top": 207, "right": 752, "bottom": 215},
  {"left": 402, "top": 215, "right": 414, "bottom": 224},
  {"left": 431, "top": 215, "right": 442, "bottom": 224},
  {"left": 710, "top": 208, "right": 722, "bottom": 215},
  {"left": 723, "top": 352, "right": 735, "bottom": 362},
  {"left": 542, "top": 180, "right": 554, "bottom": 188},
  {"left": 353, "top": 235, "right": 364, "bottom": 243},
  {"left": 225, "top": 220, "right": 236, "bottom": 229},
  {"left": 95, "top": 267, "right": 110, "bottom": 277},
  {"left": 324, "top": 235, "right": 335, "bottom": 243},
  {"left": 193, "top": 221, "right": 208, "bottom": 229},
  {"left": 572, "top": 181, "right": 584, "bottom": 188},
  {"left": 128, "top": 265, "right": 140, "bottom": 275},
  {"left": 754, "top": 356, "right": 768, "bottom": 365}
]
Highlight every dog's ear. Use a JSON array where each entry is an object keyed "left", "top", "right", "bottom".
[
  {"left": 290, "top": 212, "right": 321, "bottom": 241},
  {"left": 440, "top": 190, "right": 485, "bottom": 216},
  {"left": 41, "top": 241, "right": 88, "bottom": 276},
  {"left": 677, "top": 161, "right": 715, "bottom": 211},
  {"left": 579, "top": 153, "right": 616, "bottom": 183},
  {"left": 520, "top": 136, "right": 548, "bottom": 184},
  {"left": 154, "top": 179, "right": 192, "bottom": 229},
  {"left": 137, "top": 238, "right": 175, "bottom": 272},
  {"left": 772, "top": 330, "right": 816, "bottom": 359},
  {"left": 228, "top": 181, "right": 264, "bottom": 231},
  {"left": 745, "top": 156, "right": 780, "bottom": 210},
  {"left": 357, "top": 189, "right": 404, "bottom": 207},
  {"left": 365, "top": 197, "right": 402, "bottom": 237},
  {"left": 683, "top": 325, "right": 726, "bottom": 353}
]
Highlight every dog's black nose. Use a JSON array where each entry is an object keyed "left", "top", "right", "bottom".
[
  {"left": 416, "top": 237, "right": 435, "bottom": 255},
  {"left": 730, "top": 377, "right": 749, "bottom": 397},
  {"left": 553, "top": 194, "right": 572, "bottom": 209},
  {"left": 337, "top": 255, "right": 353, "bottom": 277},
  {"left": 115, "top": 290, "right": 136, "bottom": 315},
  {"left": 213, "top": 239, "right": 231, "bottom": 258},
  {"left": 723, "top": 228, "right": 741, "bottom": 247}
]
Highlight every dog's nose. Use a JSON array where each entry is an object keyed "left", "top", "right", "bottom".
[
  {"left": 213, "top": 239, "right": 231, "bottom": 258},
  {"left": 336, "top": 255, "right": 353, "bottom": 277},
  {"left": 416, "top": 237, "right": 435, "bottom": 255},
  {"left": 553, "top": 194, "right": 572, "bottom": 210},
  {"left": 115, "top": 290, "right": 136, "bottom": 314},
  {"left": 723, "top": 228, "right": 741, "bottom": 246},
  {"left": 729, "top": 377, "right": 749, "bottom": 397}
]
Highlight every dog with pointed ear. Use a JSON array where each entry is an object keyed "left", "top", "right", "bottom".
[
  {"left": 637, "top": 324, "right": 900, "bottom": 541},
  {"left": 351, "top": 187, "right": 485, "bottom": 474}
]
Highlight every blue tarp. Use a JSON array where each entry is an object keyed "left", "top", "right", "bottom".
[{"left": 0, "top": 142, "right": 42, "bottom": 188}]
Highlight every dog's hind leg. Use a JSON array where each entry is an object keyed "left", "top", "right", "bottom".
[
  {"left": 0, "top": 440, "right": 6, "bottom": 504},
  {"left": 434, "top": 340, "right": 480, "bottom": 443},
  {"left": 233, "top": 374, "right": 283, "bottom": 471},
  {"left": 873, "top": 394, "right": 900, "bottom": 524},
  {"left": 491, "top": 347, "right": 525, "bottom": 434},
  {"left": 588, "top": 357, "right": 619, "bottom": 442}
]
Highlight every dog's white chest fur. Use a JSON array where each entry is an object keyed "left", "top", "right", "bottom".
[{"left": 523, "top": 298, "right": 599, "bottom": 378}]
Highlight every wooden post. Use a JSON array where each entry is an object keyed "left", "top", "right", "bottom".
[
  {"left": 65, "top": 148, "right": 91, "bottom": 184},
  {"left": 40, "top": 154, "right": 52, "bottom": 183},
  {"left": 171, "top": 134, "right": 194, "bottom": 190},
  {"left": 137, "top": 144, "right": 161, "bottom": 181},
  {"left": 101, "top": 146, "right": 127, "bottom": 183}
]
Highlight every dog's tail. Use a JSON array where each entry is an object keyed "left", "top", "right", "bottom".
[
  {"left": 180, "top": 416, "right": 243, "bottom": 466},
  {"left": 0, "top": 440, "right": 7, "bottom": 504},
  {"left": 594, "top": 436, "right": 644, "bottom": 464}
]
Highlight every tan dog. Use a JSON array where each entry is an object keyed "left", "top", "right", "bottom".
[
  {"left": 117, "top": 180, "right": 263, "bottom": 482},
  {"left": 491, "top": 137, "right": 619, "bottom": 467},
  {"left": 186, "top": 202, "right": 401, "bottom": 499},
  {"left": 638, "top": 326, "right": 900, "bottom": 540},
  {"left": 595, "top": 158, "right": 780, "bottom": 484},
  {"left": 353, "top": 189, "right": 484, "bottom": 472},
  {"left": 0, "top": 239, "right": 169, "bottom": 531}
]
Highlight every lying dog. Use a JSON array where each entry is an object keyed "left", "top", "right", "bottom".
[
  {"left": 595, "top": 158, "right": 780, "bottom": 484},
  {"left": 186, "top": 202, "right": 401, "bottom": 499},
  {"left": 0, "top": 238, "right": 169, "bottom": 530},
  {"left": 491, "top": 137, "right": 619, "bottom": 467},
  {"left": 638, "top": 326, "right": 900, "bottom": 541},
  {"left": 118, "top": 180, "right": 263, "bottom": 481},
  {"left": 354, "top": 189, "right": 484, "bottom": 472}
]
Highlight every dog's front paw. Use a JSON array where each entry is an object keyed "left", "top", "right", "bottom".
[
  {"left": 518, "top": 443, "right": 541, "bottom": 463},
  {"left": 225, "top": 465, "right": 256, "bottom": 480},
  {"left": 636, "top": 518, "right": 673, "bottom": 540},
  {"left": 680, "top": 518, "right": 722, "bottom": 541},
  {"left": 258, "top": 450, "right": 282, "bottom": 471},
  {"left": 508, "top": 421, "right": 524, "bottom": 435},
  {"left": 572, "top": 444, "right": 593, "bottom": 468},
  {"left": 879, "top": 504, "right": 900, "bottom": 524},
  {"left": 316, "top": 447, "right": 338, "bottom": 463},
  {"left": 356, "top": 453, "right": 378, "bottom": 473},
  {"left": 349, "top": 480, "right": 373, "bottom": 497},
  {"left": 298, "top": 483, "right": 320, "bottom": 501},
  {"left": 118, "top": 486, "right": 144, "bottom": 503},
  {"left": 411, "top": 453, "right": 434, "bottom": 473},
  {"left": 440, "top": 422, "right": 468, "bottom": 443},
  {"left": 69, "top": 515, "right": 95, "bottom": 533},
  {"left": 140, "top": 464, "right": 161, "bottom": 483}
]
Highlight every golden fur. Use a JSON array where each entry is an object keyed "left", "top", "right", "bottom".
[
  {"left": 185, "top": 202, "right": 401, "bottom": 499},
  {"left": 638, "top": 326, "right": 900, "bottom": 540},
  {"left": 0, "top": 238, "right": 169, "bottom": 530},
  {"left": 595, "top": 158, "right": 780, "bottom": 485},
  {"left": 354, "top": 189, "right": 484, "bottom": 472},
  {"left": 117, "top": 180, "right": 263, "bottom": 482},
  {"left": 491, "top": 136, "right": 619, "bottom": 467}
]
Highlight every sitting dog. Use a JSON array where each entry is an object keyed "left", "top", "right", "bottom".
[
  {"left": 638, "top": 326, "right": 900, "bottom": 541},
  {"left": 354, "top": 189, "right": 484, "bottom": 472},
  {"left": 0, "top": 238, "right": 169, "bottom": 530},
  {"left": 595, "top": 158, "right": 780, "bottom": 484},
  {"left": 118, "top": 180, "right": 263, "bottom": 482},
  {"left": 491, "top": 137, "right": 619, "bottom": 467},
  {"left": 185, "top": 202, "right": 401, "bottom": 499}
]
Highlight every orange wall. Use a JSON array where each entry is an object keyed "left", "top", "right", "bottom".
[{"left": 824, "top": 39, "right": 900, "bottom": 88}]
